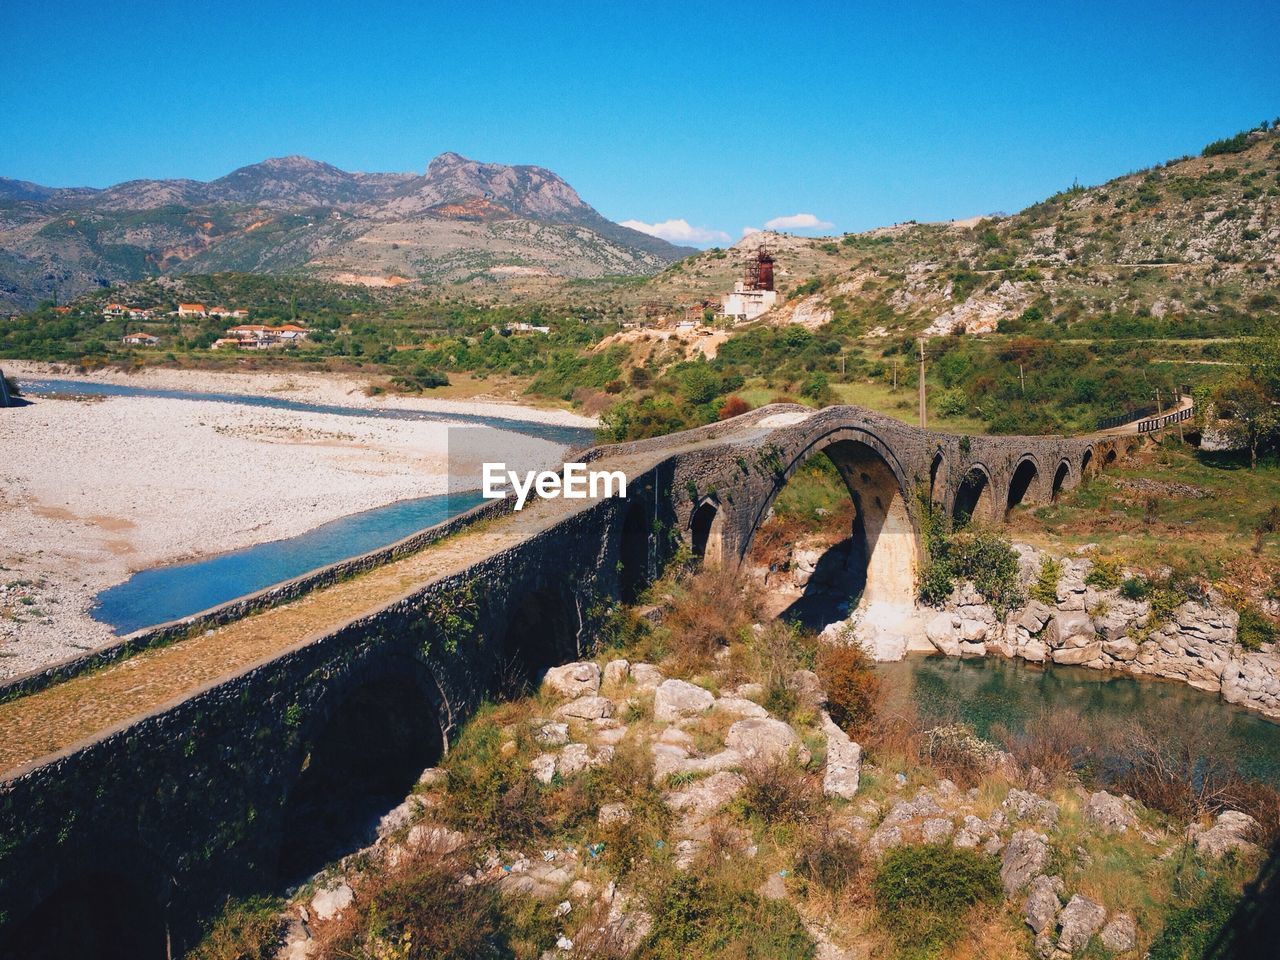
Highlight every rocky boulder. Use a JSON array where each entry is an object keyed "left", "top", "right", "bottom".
[
  {"left": 821, "top": 713, "right": 862, "bottom": 798},
  {"left": 554, "top": 695, "right": 614, "bottom": 721},
  {"left": 542, "top": 661, "right": 601, "bottom": 699},
  {"left": 653, "top": 679, "right": 714, "bottom": 721},
  {"left": 1055, "top": 894, "right": 1106, "bottom": 955},
  {"left": 1083, "top": 791, "right": 1137, "bottom": 834},
  {"left": 1192, "top": 810, "right": 1259, "bottom": 860},
  {"left": 1023, "top": 874, "right": 1064, "bottom": 935},
  {"left": 1099, "top": 913, "right": 1137, "bottom": 953},
  {"left": 725, "top": 717, "right": 810, "bottom": 764},
  {"left": 1001, "top": 829, "right": 1050, "bottom": 895}
]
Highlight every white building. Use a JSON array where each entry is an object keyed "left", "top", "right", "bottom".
[{"left": 722, "top": 281, "right": 778, "bottom": 322}]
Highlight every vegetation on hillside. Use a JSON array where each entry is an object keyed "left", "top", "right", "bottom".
[{"left": 190, "top": 561, "right": 1280, "bottom": 959}]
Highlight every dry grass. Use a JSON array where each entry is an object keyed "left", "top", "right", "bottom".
[
  {"left": 659, "top": 565, "right": 760, "bottom": 675},
  {"left": 311, "top": 835, "right": 501, "bottom": 960}
]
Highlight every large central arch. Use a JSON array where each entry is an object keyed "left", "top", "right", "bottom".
[{"left": 745, "top": 429, "right": 919, "bottom": 613}]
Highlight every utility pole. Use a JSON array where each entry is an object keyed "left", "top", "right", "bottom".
[
  {"left": 892, "top": 360, "right": 898, "bottom": 392},
  {"left": 1019, "top": 363, "right": 1025, "bottom": 395},
  {"left": 918, "top": 338, "right": 927, "bottom": 429},
  {"left": 1155, "top": 388, "right": 1163, "bottom": 415}
]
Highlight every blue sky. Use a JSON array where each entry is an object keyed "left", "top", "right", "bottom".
[{"left": 4, "top": 0, "right": 1277, "bottom": 245}]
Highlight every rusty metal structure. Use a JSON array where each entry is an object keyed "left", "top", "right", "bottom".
[{"left": 743, "top": 244, "right": 775, "bottom": 291}]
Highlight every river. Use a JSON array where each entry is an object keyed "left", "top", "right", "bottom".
[
  {"left": 880, "top": 654, "right": 1280, "bottom": 786},
  {"left": 19, "top": 377, "right": 592, "bottom": 635}
]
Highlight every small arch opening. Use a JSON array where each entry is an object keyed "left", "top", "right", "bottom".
[
  {"left": 618, "top": 500, "right": 649, "bottom": 604},
  {"left": 1051, "top": 460, "right": 1070, "bottom": 502},
  {"left": 691, "top": 501, "right": 721, "bottom": 564},
  {"left": 1104, "top": 447, "right": 1118, "bottom": 465},
  {"left": 952, "top": 467, "right": 991, "bottom": 524},
  {"left": 277, "top": 665, "right": 442, "bottom": 883},
  {"left": 494, "top": 589, "right": 577, "bottom": 699},
  {"left": 929, "top": 450, "right": 945, "bottom": 502},
  {"left": 1006, "top": 459, "right": 1039, "bottom": 517},
  {"left": 4, "top": 870, "right": 168, "bottom": 960},
  {"left": 1081, "top": 448, "right": 1094, "bottom": 477}
]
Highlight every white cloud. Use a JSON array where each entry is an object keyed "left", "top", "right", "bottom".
[
  {"left": 619, "top": 218, "right": 730, "bottom": 246},
  {"left": 741, "top": 226, "right": 762, "bottom": 237},
  {"left": 763, "top": 212, "right": 834, "bottom": 231}
]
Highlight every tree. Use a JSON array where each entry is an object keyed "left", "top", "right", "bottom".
[{"left": 1213, "top": 377, "right": 1279, "bottom": 468}]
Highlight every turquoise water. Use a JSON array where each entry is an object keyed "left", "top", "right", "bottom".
[
  {"left": 20, "top": 377, "right": 590, "bottom": 635},
  {"left": 91, "top": 491, "right": 486, "bottom": 634},
  {"left": 879, "top": 654, "right": 1280, "bottom": 786}
]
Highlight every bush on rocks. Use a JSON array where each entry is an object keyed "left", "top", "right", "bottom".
[
  {"left": 739, "top": 756, "right": 821, "bottom": 825},
  {"left": 189, "top": 897, "right": 285, "bottom": 960},
  {"left": 795, "top": 827, "right": 862, "bottom": 893},
  {"left": 640, "top": 870, "right": 816, "bottom": 959},
  {"left": 816, "top": 641, "right": 881, "bottom": 736},
  {"left": 314, "top": 839, "right": 502, "bottom": 960},
  {"left": 872, "top": 843, "right": 1002, "bottom": 956}
]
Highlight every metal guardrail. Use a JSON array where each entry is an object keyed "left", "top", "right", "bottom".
[
  {"left": 1097, "top": 404, "right": 1158, "bottom": 430},
  {"left": 1137, "top": 404, "right": 1194, "bottom": 433},
  {"left": 1095, "top": 386, "right": 1194, "bottom": 431}
]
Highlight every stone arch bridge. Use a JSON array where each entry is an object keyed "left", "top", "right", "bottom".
[{"left": 0, "top": 404, "right": 1141, "bottom": 958}]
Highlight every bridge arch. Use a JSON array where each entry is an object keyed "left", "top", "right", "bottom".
[
  {"left": 277, "top": 656, "right": 443, "bottom": 883},
  {"left": 2, "top": 839, "right": 173, "bottom": 960},
  {"left": 1081, "top": 448, "right": 1094, "bottom": 478},
  {"left": 493, "top": 586, "right": 579, "bottom": 697},
  {"left": 1050, "top": 459, "right": 1071, "bottom": 502},
  {"left": 928, "top": 448, "right": 946, "bottom": 504},
  {"left": 1005, "top": 455, "right": 1041, "bottom": 516},
  {"left": 618, "top": 498, "right": 650, "bottom": 603},
  {"left": 1103, "top": 447, "right": 1118, "bottom": 466},
  {"left": 952, "top": 463, "right": 994, "bottom": 523},
  {"left": 690, "top": 497, "right": 724, "bottom": 565},
  {"left": 745, "top": 427, "right": 918, "bottom": 609}
]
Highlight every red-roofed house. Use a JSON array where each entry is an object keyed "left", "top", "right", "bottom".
[
  {"left": 123, "top": 332, "right": 160, "bottom": 346},
  {"left": 177, "top": 303, "right": 207, "bottom": 317},
  {"left": 103, "top": 303, "right": 128, "bottom": 318},
  {"left": 270, "top": 324, "right": 310, "bottom": 341}
]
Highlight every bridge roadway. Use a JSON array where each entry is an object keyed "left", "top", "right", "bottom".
[{"left": 0, "top": 439, "right": 707, "bottom": 777}]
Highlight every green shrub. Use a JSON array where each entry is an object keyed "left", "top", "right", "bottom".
[
  {"left": 873, "top": 844, "right": 1002, "bottom": 957},
  {"left": 1202, "top": 131, "right": 1253, "bottom": 156},
  {"left": 1120, "top": 576, "right": 1150, "bottom": 600},
  {"left": 950, "top": 527, "right": 1025, "bottom": 616},
  {"left": 1030, "top": 556, "right": 1063, "bottom": 605},
  {"left": 1237, "top": 604, "right": 1278, "bottom": 651},
  {"left": 1085, "top": 554, "right": 1125, "bottom": 590},
  {"left": 641, "top": 871, "right": 816, "bottom": 959},
  {"left": 1148, "top": 878, "right": 1239, "bottom": 960},
  {"left": 189, "top": 897, "right": 285, "bottom": 960}
]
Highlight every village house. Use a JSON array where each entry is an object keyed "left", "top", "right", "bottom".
[
  {"left": 220, "top": 322, "right": 309, "bottom": 348},
  {"left": 102, "top": 303, "right": 128, "bottom": 318},
  {"left": 122, "top": 332, "right": 160, "bottom": 346},
  {"left": 504, "top": 322, "right": 551, "bottom": 335},
  {"left": 177, "top": 303, "right": 207, "bottom": 318},
  {"left": 272, "top": 323, "right": 310, "bottom": 342}
]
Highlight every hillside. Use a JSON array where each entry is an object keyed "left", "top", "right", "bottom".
[
  {"left": 629, "top": 126, "right": 1280, "bottom": 339},
  {"left": 0, "top": 154, "right": 693, "bottom": 311}
]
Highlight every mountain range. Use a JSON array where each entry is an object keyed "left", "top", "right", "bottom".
[{"left": 0, "top": 153, "right": 693, "bottom": 311}]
